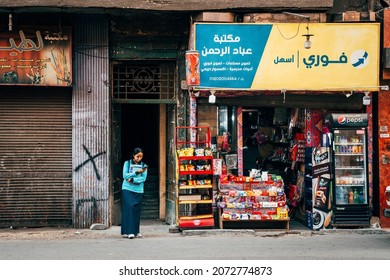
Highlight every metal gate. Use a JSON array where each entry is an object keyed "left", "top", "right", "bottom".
[{"left": 0, "top": 90, "right": 72, "bottom": 228}]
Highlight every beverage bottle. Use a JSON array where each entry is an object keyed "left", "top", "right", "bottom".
[
  {"left": 342, "top": 187, "right": 348, "bottom": 204},
  {"left": 354, "top": 189, "right": 359, "bottom": 203},
  {"left": 336, "top": 188, "right": 342, "bottom": 204},
  {"left": 359, "top": 191, "right": 364, "bottom": 203},
  {"left": 348, "top": 189, "right": 354, "bottom": 204}
]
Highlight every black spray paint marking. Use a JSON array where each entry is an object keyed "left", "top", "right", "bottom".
[{"left": 74, "top": 145, "right": 106, "bottom": 180}]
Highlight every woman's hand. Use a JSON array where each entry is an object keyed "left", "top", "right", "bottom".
[{"left": 137, "top": 166, "right": 148, "bottom": 174}]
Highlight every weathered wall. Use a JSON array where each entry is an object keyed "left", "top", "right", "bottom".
[
  {"left": 377, "top": 91, "right": 390, "bottom": 227},
  {"left": 0, "top": 0, "right": 334, "bottom": 12},
  {"left": 378, "top": 9, "right": 390, "bottom": 227},
  {"left": 72, "top": 14, "right": 110, "bottom": 228}
]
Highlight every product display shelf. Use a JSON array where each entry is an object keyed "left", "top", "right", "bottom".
[
  {"left": 175, "top": 126, "right": 215, "bottom": 229},
  {"left": 217, "top": 177, "right": 290, "bottom": 230}
]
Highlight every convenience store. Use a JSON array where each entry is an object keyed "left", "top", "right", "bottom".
[{"left": 179, "top": 20, "right": 381, "bottom": 230}]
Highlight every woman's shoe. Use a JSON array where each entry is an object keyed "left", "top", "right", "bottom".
[
  {"left": 136, "top": 233, "right": 143, "bottom": 238},
  {"left": 128, "top": 234, "right": 135, "bottom": 239}
]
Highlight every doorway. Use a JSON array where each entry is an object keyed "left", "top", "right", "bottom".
[
  {"left": 110, "top": 60, "right": 176, "bottom": 225},
  {"left": 122, "top": 104, "right": 159, "bottom": 219},
  {"left": 112, "top": 103, "right": 160, "bottom": 224}
]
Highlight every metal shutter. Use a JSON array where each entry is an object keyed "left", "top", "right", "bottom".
[{"left": 0, "top": 90, "right": 72, "bottom": 228}]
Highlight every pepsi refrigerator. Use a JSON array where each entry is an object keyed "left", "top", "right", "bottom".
[{"left": 328, "top": 113, "right": 371, "bottom": 227}]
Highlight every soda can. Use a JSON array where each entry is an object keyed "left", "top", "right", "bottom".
[{"left": 185, "top": 50, "right": 200, "bottom": 86}]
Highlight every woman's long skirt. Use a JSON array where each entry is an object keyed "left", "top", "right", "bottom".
[{"left": 121, "top": 190, "right": 143, "bottom": 235}]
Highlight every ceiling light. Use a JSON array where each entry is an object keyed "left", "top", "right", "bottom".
[
  {"left": 303, "top": 25, "right": 313, "bottom": 49},
  {"left": 303, "top": 34, "right": 313, "bottom": 49},
  {"left": 363, "top": 92, "right": 371, "bottom": 106},
  {"left": 208, "top": 91, "right": 216, "bottom": 104}
]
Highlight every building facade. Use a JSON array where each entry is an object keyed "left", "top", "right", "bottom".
[{"left": 0, "top": 0, "right": 389, "bottom": 228}]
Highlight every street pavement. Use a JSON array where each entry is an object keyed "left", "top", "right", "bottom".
[
  {"left": 0, "top": 219, "right": 389, "bottom": 260},
  {"left": 0, "top": 218, "right": 386, "bottom": 241}
]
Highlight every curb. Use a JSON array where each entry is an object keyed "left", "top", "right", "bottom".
[{"left": 181, "top": 229, "right": 256, "bottom": 236}]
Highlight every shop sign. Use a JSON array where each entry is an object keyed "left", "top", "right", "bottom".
[
  {"left": 329, "top": 113, "right": 368, "bottom": 127},
  {"left": 194, "top": 23, "right": 379, "bottom": 91},
  {"left": 0, "top": 26, "right": 72, "bottom": 86}
]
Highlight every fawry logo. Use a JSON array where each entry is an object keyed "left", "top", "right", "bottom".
[
  {"left": 351, "top": 50, "right": 369, "bottom": 69},
  {"left": 337, "top": 115, "right": 364, "bottom": 125}
]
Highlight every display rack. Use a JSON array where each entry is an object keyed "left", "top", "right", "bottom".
[
  {"left": 175, "top": 126, "right": 215, "bottom": 229},
  {"left": 217, "top": 175, "right": 290, "bottom": 230}
]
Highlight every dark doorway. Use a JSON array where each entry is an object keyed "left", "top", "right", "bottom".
[{"left": 120, "top": 104, "right": 160, "bottom": 219}]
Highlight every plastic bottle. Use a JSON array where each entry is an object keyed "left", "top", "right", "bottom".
[
  {"left": 359, "top": 191, "right": 364, "bottom": 204},
  {"left": 337, "top": 187, "right": 347, "bottom": 204},
  {"left": 353, "top": 189, "right": 359, "bottom": 204},
  {"left": 342, "top": 187, "right": 348, "bottom": 204},
  {"left": 348, "top": 189, "right": 354, "bottom": 204},
  {"left": 336, "top": 188, "right": 342, "bottom": 203}
]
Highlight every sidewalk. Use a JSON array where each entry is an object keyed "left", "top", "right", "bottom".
[
  {"left": 0, "top": 219, "right": 174, "bottom": 241},
  {"left": 0, "top": 219, "right": 388, "bottom": 241}
]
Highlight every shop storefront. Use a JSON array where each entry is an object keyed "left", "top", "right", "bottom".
[
  {"left": 0, "top": 26, "right": 73, "bottom": 227},
  {"left": 0, "top": 15, "right": 113, "bottom": 229},
  {"left": 181, "top": 21, "right": 381, "bottom": 230}
]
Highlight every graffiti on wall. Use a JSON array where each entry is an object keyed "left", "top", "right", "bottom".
[{"left": 74, "top": 144, "right": 106, "bottom": 181}]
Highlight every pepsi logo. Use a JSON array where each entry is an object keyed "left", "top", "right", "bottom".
[
  {"left": 337, "top": 115, "right": 364, "bottom": 124},
  {"left": 338, "top": 116, "right": 346, "bottom": 125}
]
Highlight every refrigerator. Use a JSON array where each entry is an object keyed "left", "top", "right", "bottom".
[{"left": 328, "top": 113, "right": 371, "bottom": 227}]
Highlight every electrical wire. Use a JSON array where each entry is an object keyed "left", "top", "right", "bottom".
[{"left": 274, "top": 19, "right": 306, "bottom": 40}]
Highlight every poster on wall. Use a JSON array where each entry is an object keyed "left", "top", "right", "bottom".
[
  {"left": 0, "top": 26, "right": 72, "bottom": 86},
  {"left": 194, "top": 23, "right": 379, "bottom": 91}
]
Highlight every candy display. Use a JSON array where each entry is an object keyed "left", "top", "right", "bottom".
[
  {"left": 177, "top": 147, "right": 194, "bottom": 157},
  {"left": 218, "top": 175, "right": 289, "bottom": 223},
  {"left": 176, "top": 126, "right": 215, "bottom": 229},
  {"left": 177, "top": 147, "right": 213, "bottom": 157}
]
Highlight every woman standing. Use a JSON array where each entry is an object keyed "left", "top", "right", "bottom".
[{"left": 121, "top": 147, "right": 148, "bottom": 239}]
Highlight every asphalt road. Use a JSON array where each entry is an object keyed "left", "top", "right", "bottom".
[{"left": 1, "top": 229, "right": 389, "bottom": 260}]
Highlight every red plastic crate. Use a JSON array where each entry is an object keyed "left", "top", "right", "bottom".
[{"left": 178, "top": 218, "right": 214, "bottom": 228}]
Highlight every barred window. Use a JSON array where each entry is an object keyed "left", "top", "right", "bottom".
[{"left": 112, "top": 61, "right": 176, "bottom": 101}]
